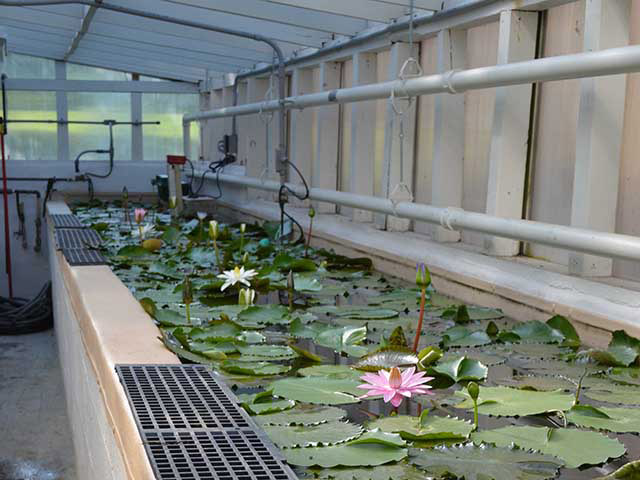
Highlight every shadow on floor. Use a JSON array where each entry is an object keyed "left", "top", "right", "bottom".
[{"left": 0, "top": 330, "right": 76, "bottom": 480}]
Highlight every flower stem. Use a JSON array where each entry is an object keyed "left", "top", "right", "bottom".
[
  {"left": 138, "top": 225, "right": 144, "bottom": 245},
  {"left": 185, "top": 303, "right": 191, "bottom": 325},
  {"left": 412, "top": 287, "right": 427, "bottom": 352},
  {"left": 240, "top": 233, "right": 244, "bottom": 253},
  {"left": 213, "top": 240, "right": 221, "bottom": 273},
  {"left": 305, "top": 217, "right": 314, "bottom": 257},
  {"left": 472, "top": 399, "right": 479, "bottom": 431}
]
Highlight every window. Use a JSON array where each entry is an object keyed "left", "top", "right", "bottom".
[
  {"left": 68, "top": 93, "right": 131, "bottom": 162},
  {"left": 3, "top": 92, "right": 57, "bottom": 161},
  {"left": 2, "top": 53, "right": 55, "bottom": 79},
  {"left": 67, "top": 63, "right": 131, "bottom": 81},
  {"left": 142, "top": 93, "right": 200, "bottom": 161}
]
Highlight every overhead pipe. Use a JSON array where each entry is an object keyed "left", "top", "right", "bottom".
[
  {"left": 0, "top": 0, "right": 289, "bottom": 183},
  {"left": 207, "top": 173, "right": 640, "bottom": 263},
  {"left": 185, "top": 44, "right": 640, "bottom": 122}
]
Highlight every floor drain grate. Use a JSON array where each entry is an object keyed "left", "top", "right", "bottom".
[
  {"left": 62, "top": 248, "right": 108, "bottom": 266},
  {"left": 116, "top": 365, "right": 298, "bottom": 480},
  {"left": 55, "top": 228, "right": 102, "bottom": 249},
  {"left": 144, "top": 430, "right": 296, "bottom": 480},
  {"left": 50, "top": 214, "right": 83, "bottom": 228},
  {"left": 116, "top": 365, "right": 252, "bottom": 430}
]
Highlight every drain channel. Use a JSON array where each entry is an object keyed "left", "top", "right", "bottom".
[
  {"left": 50, "top": 214, "right": 83, "bottom": 228},
  {"left": 116, "top": 365, "right": 298, "bottom": 480},
  {"left": 61, "top": 248, "right": 108, "bottom": 266},
  {"left": 55, "top": 228, "right": 102, "bottom": 249}
]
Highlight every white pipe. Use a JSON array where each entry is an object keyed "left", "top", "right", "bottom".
[
  {"left": 184, "top": 44, "right": 640, "bottom": 123},
  {"left": 210, "top": 173, "right": 640, "bottom": 262}
]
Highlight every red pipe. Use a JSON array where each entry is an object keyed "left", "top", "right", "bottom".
[{"left": 1, "top": 131, "right": 13, "bottom": 298}]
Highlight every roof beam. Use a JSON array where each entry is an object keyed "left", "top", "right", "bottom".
[
  {"left": 64, "top": 0, "right": 101, "bottom": 61},
  {"left": 4, "top": 78, "right": 200, "bottom": 92},
  {"left": 263, "top": 0, "right": 433, "bottom": 22}
]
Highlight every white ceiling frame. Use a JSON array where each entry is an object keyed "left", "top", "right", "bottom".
[
  {"left": 4, "top": 78, "right": 200, "bottom": 93},
  {"left": 263, "top": 0, "right": 433, "bottom": 22},
  {"left": 163, "top": 0, "right": 372, "bottom": 36},
  {"left": 63, "top": 1, "right": 100, "bottom": 60}
]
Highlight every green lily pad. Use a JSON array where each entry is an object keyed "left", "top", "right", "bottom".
[
  {"left": 368, "top": 414, "right": 473, "bottom": 441},
  {"left": 263, "top": 421, "right": 363, "bottom": 448},
  {"left": 566, "top": 405, "right": 640, "bottom": 433},
  {"left": 310, "top": 305, "right": 399, "bottom": 320},
  {"left": 298, "top": 365, "right": 362, "bottom": 380},
  {"left": 220, "top": 360, "right": 291, "bottom": 376},
  {"left": 496, "top": 375, "right": 576, "bottom": 391},
  {"left": 271, "top": 377, "right": 362, "bottom": 405},
  {"left": 441, "top": 326, "right": 492, "bottom": 348},
  {"left": 410, "top": 443, "right": 561, "bottom": 480},
  {"left": 236, "top": 305, "right": 291, "bottom": 327},
  {"left": 254, "top": 404, "right": 347, "bottom": 426},
  {"left": 608, "top": 367, "right": 640, "bottom": 386},
  {"left": 301, "top": 463, "right": 427, "bottom": 480},
  {"left": 353, "top": 349, "right": 418, "bottom": 372},
  {"left": 595, "top": 460, "right": 640, "bottom": 479},
  {"left": 294, "top": 274, "right": 324, "bottom": 292},
  {"left": 584, "top": 384, "right": 640, "bottom": 405},
  {"left": 472, "top": 425, "right": 626, "bottom": 469},
  {"left": 283, "top": 442, "right": 407, "bottom": 468},
  {"left": 314, "top": 325, "right": 368, "bottom": 357},
  {"left": 455, "top": 386, "right": 574, "bottom": 417},
  {"left": 245, "top": 399, "right": 296, "bottom": 415},
  {"left": 425, "top": 356, "right": 488, "bottom": 384},
  {"left": 346, "top": 430, "right": 406, "bottom": 448},
  {"left": 154, "top": 308, "right": 190, "bottom": 326},
  {"left": 509, "top": 321, "right": 565, "bottom": 344},
  {"left": 237, "top": 344, "right": 297, "bottom": 359}
]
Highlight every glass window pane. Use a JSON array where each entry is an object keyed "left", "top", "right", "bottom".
[
  {"left": 3, "top": 92, "right": 57, "bottom": 161},
  {"left": 142, "top": 93, "right": 200, "bottom": 161},
  {"left": 67, "top": 63, "right": 131, "bottom": 81},
  {"left": 68, "top": 92, "right": 131, "bottom": 162},
  {"left": 2, "top": 53, "right": 55, "bottom": 79}
]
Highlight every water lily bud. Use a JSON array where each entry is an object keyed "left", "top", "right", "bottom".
[
  {"left": 241, "top": 252, "right": 249, "bottom": 264},
  {"left": 308, "top": 206, "right": 316, "bottom": 218},
  {"left": 168, "top": 196, "right": 177, "bottom": 209},
  {"left": 238, "top": 288, "right": 256, "bottom": 306},
  {"left": 197, "top": 211, "right": 207, "bottom": 221},
  {"left": 208, "top": 220, "right": 219, "bottom": 240},
  {"left": 182, "top": 275, "right": 193, "bottom": 305},
  {"left": 467, "top": 382, "right": 480, "bottom": 402},
  {"left": 240, "top": 223, "right": 246, "bottom": 234},
  {"left": 287, "top": 270, "right": 295, "bottom": 291},
  {"left": 415, "top": 262, "right": 431, "bottom": 289},
  {"left": 134, "top": 208, "right": 146, "bottom": 224}
]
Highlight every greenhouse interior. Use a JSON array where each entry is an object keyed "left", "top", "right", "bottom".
[{"left": 2, "top": 0, "right": 640, "bottom": 479}]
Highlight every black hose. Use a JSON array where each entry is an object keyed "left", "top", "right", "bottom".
[
  {"left": 0, "top": 282, "right": 53, "bottom": 334},
  {"left": 278, "top": 159, "right": 310, "bottom": 244}
]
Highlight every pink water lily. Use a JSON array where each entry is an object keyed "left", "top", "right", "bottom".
[
  {"left": 134, "top": 208, "right": 147, "bottom": 224},
  {"left": 358, "top": 366, "right": 434, "bottom": 408}
]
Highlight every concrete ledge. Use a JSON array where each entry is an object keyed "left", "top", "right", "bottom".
[
  {"left": 47, "top": 201, "right": 178, "bottom": 480},
  {"left": 211, "top": 198, "right": 640, "bottom": 348}
]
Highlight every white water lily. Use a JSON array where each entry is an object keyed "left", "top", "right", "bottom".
[
  {"left": 218, "top": 266, "right": 257, "bottom": 291},
  {"left": 131, "top": 223, "right": 156, "bottom": 238},
  {"left": 197, "top": 211, "right": 207, "bottom": 221},
  {"left": 240, "top": 223, "right": 246, "bottom": 234}
]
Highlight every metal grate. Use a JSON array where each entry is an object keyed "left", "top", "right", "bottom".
[
  {"left": 144, "top": 430, "right": 295, "bottom": 480},
  {"left": 50, "top": 214, "right": 84, "bottom": 228},
  {"left": 62, "top": 248, "right": 108, "bottom": 266},
  {"left": 55, "top": 228, "right": 102, "bottom": 249},
  {"left": 116, "top": 365, "right": 252, "bottom": 431}
]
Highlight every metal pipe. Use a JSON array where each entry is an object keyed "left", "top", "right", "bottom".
[
  {"left": 185, "top": 44, "right": 640, "bottom": 122},
  {"left": 0, "top": 0, "right": 289, "bottom": 182},
  {"left": 205, "top": 172, "right": 640, "bottom": 263},
  {"left": 6, "top": 119, "right": 160, "bottom": 125}
]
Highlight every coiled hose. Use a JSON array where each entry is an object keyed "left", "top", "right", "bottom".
[{"left": 0, "top": 282, "right": 53, "bottom": 334}]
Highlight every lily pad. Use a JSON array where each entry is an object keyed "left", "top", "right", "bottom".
[
  {"left": 254, "top": 404, "right": 347, "bottom": 426},
  {"left": 353, "top": 349, "right": 418, "bottom": 372},
  {"left": 455, "top": 386, "right": 574, "bottom": 417},
  {"left": 425, "top": 356, "right": 488, "bottom": 384},
  {"left": 310, "top": 305, "right": 399, "bottom": 320},
  {"left": 441, "top": 326, "right": 492, "bottom": 348},
  {"left": 301, "top": 463, "right": 427, "bottom": 480},
  {"left": 237, "top": 305, "right": 291, "bottom": 327},
  {"left": 584, "top": 384, "right": 640, "bottom": 405},
  {"left": 596, "top": 460, "right": 640, "bottom": 479},
  {"left": 509, "top": 321, "right": 565, "bottom": 344},
  {"left": 298, "top": 364, "right": 362, "bottom": 380},
  {"left": 410, "top": 443, "right": 561, "bottom": 480},
  {"left": 566, "top": 405, "right": 640, "bottom": 433},
  {"left": 271, "top": 377, "right": 362, "bottom": 405},
  {"left": 237, "top": 344, "right": 297, "bottom": 359},
  {"left": 283, "top": 442, "right": 407, "bottom": 468},
  {"left": 220, "top": 360, "right": 291, "bottom": 376},
  {"left": 263, "top": 421, "right": 363, "bottom": 448},
  {"left": 472, "top": 425, "right": 626, "bottom": 469},
  {"left": 244, "top": 399, "right": 296, "bottom": 415},
  {"left": 368, "top": 414, "right": 473, "bottom": 441}
]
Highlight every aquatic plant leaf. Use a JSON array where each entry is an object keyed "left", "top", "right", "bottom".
[
  {"left": 426, "top": 356, "right": 488, "bottom": 383},
  {"left": 346, "top": 430, "right": 406, "bottom": 448},
  {"left": 410, "top": 443, "right": 561, "bottom": 480},
  {"left": 290, "top": 318, "right": 330, "bottom": 339},
  {"left": 566, "top": 405, "right": 640, "bottom": 433},
  {"left": 283, "top": 443, "right": 407, "bottom": 468},
  {"left": 254, "top": 405, "right": 347, "bottom": 426},
  {"left": 189, "top": 321, "right": 241, "bottom": 342},
  {"left": 117, "top": 245, "right": 152, "bottom": 258},
  {"left": 236, "top": 305, "right": 291, "bottom": 327},
  {"left": 263, "top": 421, "right": 363, "bottom": 448},
  {"left": 455, "top": 386, "right": 574, "bottom": 417},
  {"left": 244, "top": 399, "right": 296, "bottom": 415},
  {"left": 294, "top": 275, "right": 324, "bottom": 292},
  {"left": 154, "top": 308, "right": 190, "bottom": 326},
  {"left": 520, "top": 359, "right": 605, "bottom": 380},
  {"left": 309, "top": 305, "right": 399, "bottom": 320},
  {"left": 546, "top": 315, "right": 580, "bottom": 347},
  {"left": 472, "top": 425, "right": 626, "bottom": 469},
  {"left": 353, "top": 349, "right": 418, "bottom": 372},
  {"left": 301, "top": 463, "right": 426, "bottom": 480},
  {"left": 298, "top": 365, "right": 361, "bottom": 380},
  {"left": 588, "top": 346, "right": 638, "bottom": 367},
  {"left": 271, "top": 377, "right": 362, "bottom": 405},
  {"left": 368, "top": 414, "right": 473, "bottom": 441},
  {"left": 509, "top": 321, "right": 565, "bottom": 344},
  {"left": 584, "top": 384, "right": 640, "bottom": 405},
  {"left": 595, "top": 459, "right": 640, "bottom": 479},
  {"left": 274, "top": 252, "right": 317, "bottom": 272},
  {"left": 139, "top": 297, "right": 157, "bottom": 317},
  {"left": 237, "top": 344, "right": 297, "bottom": 359},
  {"left": 607, "top": 367, "right": 640, "bottom": 386},
  {"left": 441, "top": 326, "right": 492, "bottom": 348},
  {"left": 160, "top": 330, "right": 218, "bottom": 365},
  {"left": 220, "top": 360, "right": 291, "bottom": 376},
  {"left": 289, "top": 344, "right": 324, "bottom": 363},
  {"left": 496, "top": 375, "right": 576, "bottom": 392},
  {"left": 314, "top": 325, "right": 368, "bottom": 357}
]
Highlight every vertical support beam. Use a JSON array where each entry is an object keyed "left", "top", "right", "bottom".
[
  {"left": 430, "top": 29, "right": 467, "bottom": 242},
  {"left": 183, "top": 121, "right": 191, "bottom": 160},
  {"left": 246, "top": 77, "right": 276, "bottom": 201},
  {"left": 131, "top": 74, "right": 142, "bottom": 162},
  {"left": 484, "top": 11, "right": 539, "bottom": 256},
  {"left": 313, "top": 62, "right": 340, "bottom": 213},
  {"left": 349, "top": 52, "right": 377, "bottom": 223},
  {"left": 379, "top": 42, "right": 418, "bottom": 232},
  {"left": 289, "top": 67, "right": 314, "bottom": 206},
  {"left": 236, "top": 81, "right": 248, "bottom": 167},
  {"left": 55, "top": 61, "right": 69, "bottom": 162},
  {"left": 569, "top": 0, "right": 630, "bottom": 276}
]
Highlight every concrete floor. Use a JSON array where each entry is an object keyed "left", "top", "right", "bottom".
[{"left": 0, "top": 330, "right": 76, "bottom": 480}]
